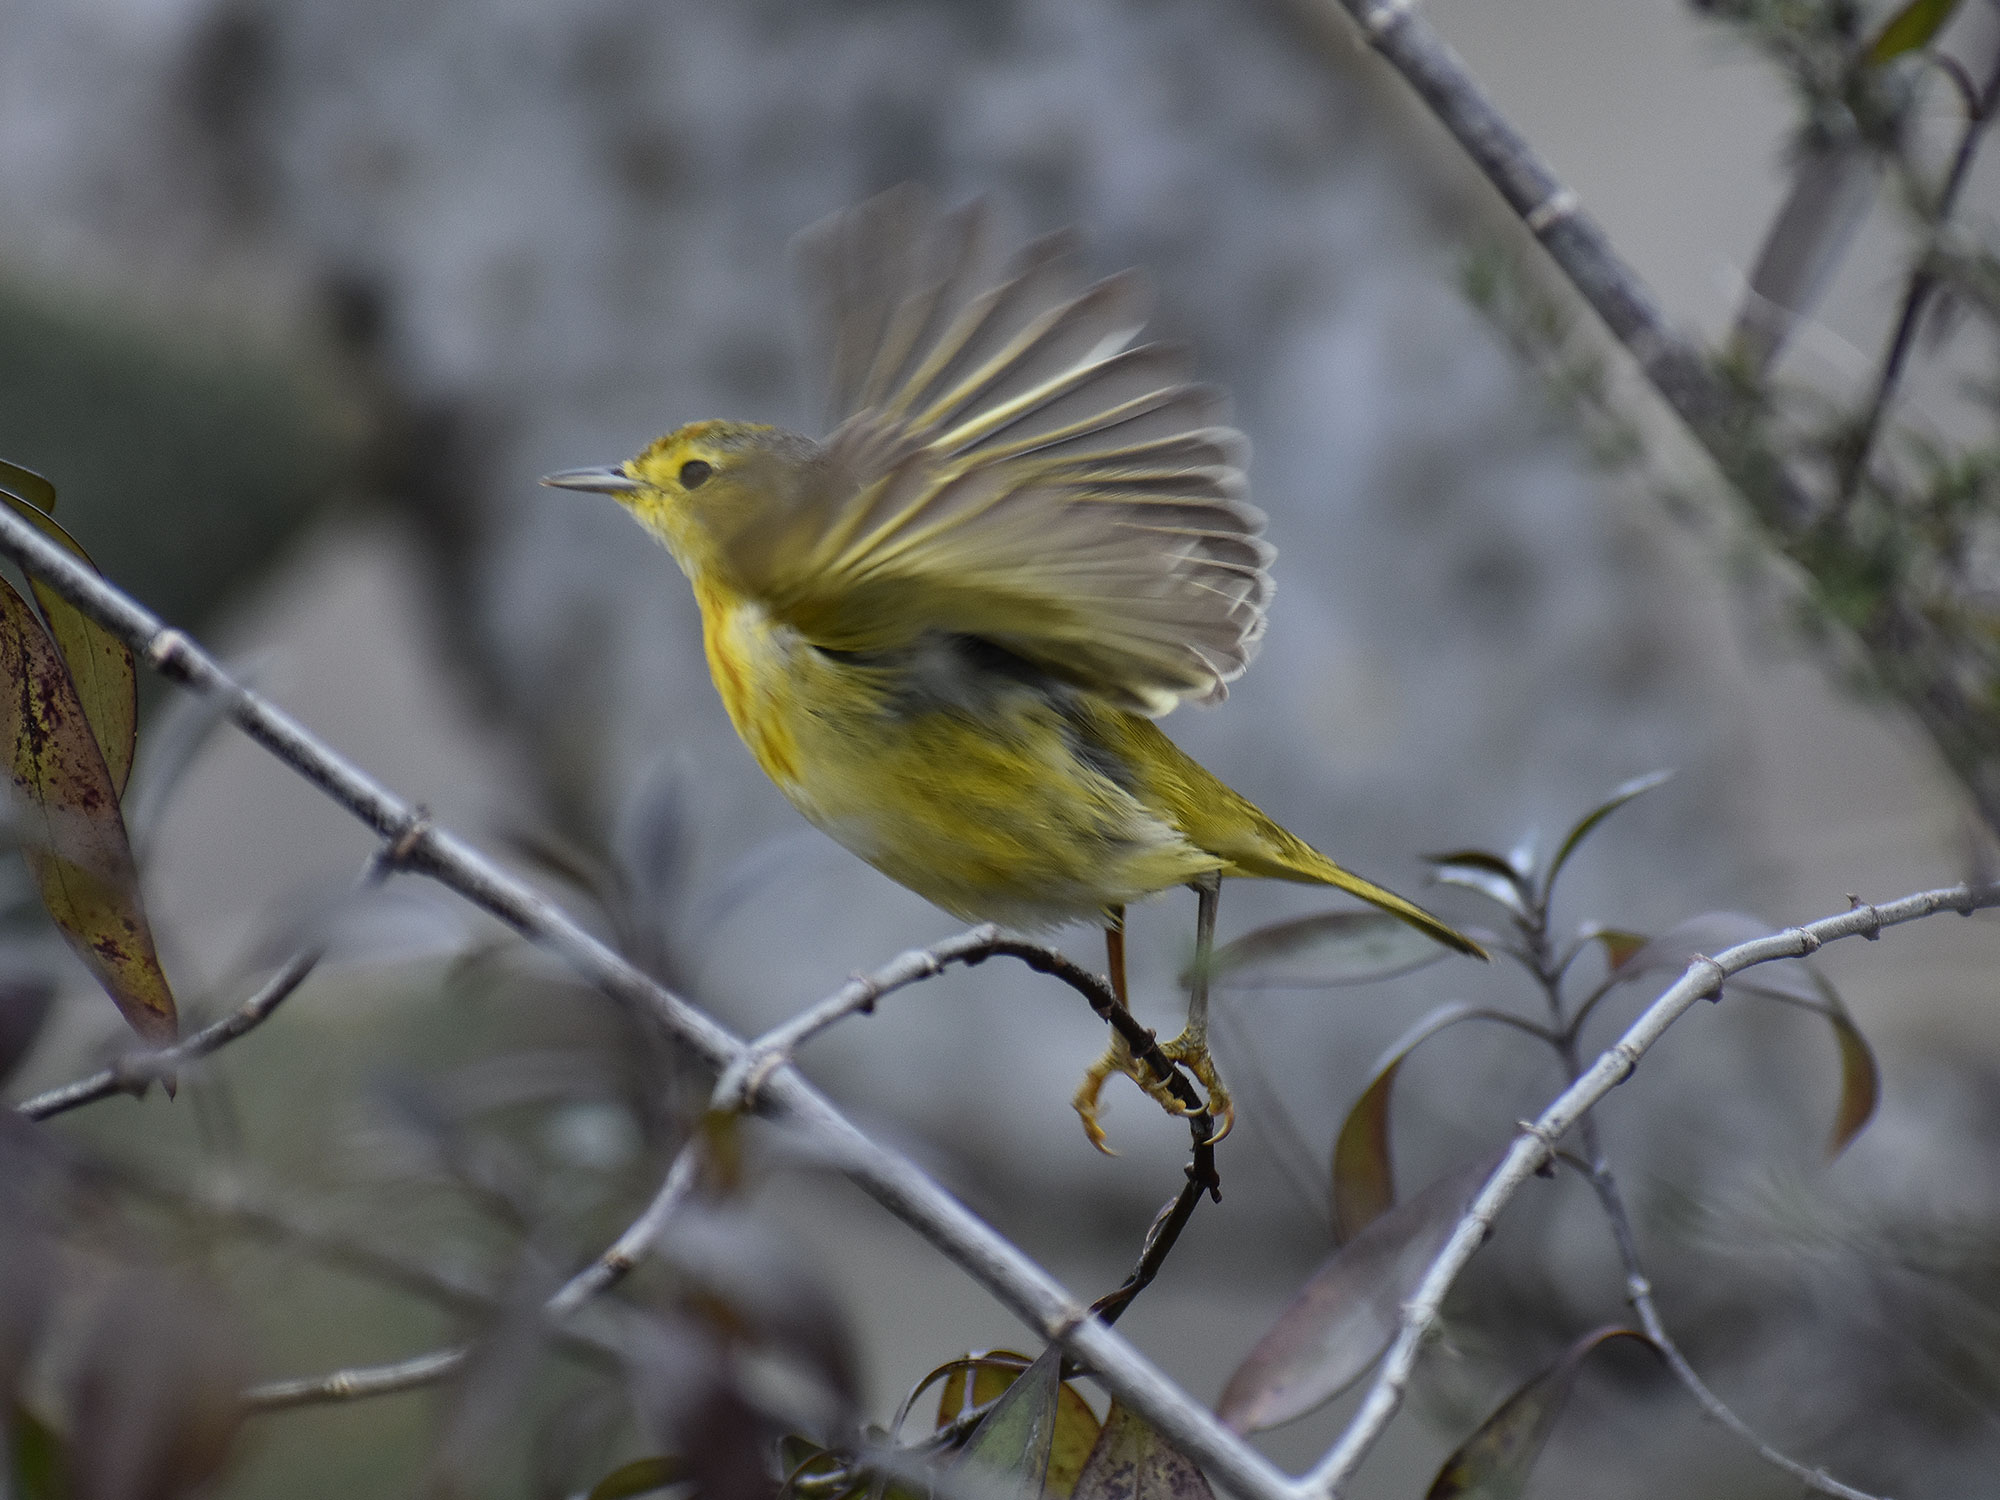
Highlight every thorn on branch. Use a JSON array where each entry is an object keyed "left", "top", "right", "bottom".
[
  {"left": 1525, "top": 189, "right": 1580, "bottom": 235},
  {"left": 1362, "top": 0, "right": 1416, "bottom": 37},
  {"left": 1694, "top": 957, "right": 1728, "bottom": 1000},
  {"left": 144, "top": 627, "right": 194, "bottom": 680},
  {"left": 381, "top": 809, "right": 434, "bottom": 871}
]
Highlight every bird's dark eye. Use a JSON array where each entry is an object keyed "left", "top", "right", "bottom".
[{"left": 679, "top": 459, "right": 714, "bottom": 489}]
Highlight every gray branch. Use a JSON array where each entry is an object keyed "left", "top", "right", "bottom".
[
  {"left": 1304, "top": 883, "right": 1997, "bottom": 1498},
  {"left": 2, "top": 510, "right": 1989, "bottom": 1493}
]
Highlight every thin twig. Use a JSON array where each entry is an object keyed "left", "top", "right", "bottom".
[
  {"left": 1838, "top": 47, "right": 2000, "bottom": 503},
  {"left": 1276, "top": 0, "right": 1816, "bottom": 530},
  {"left": 241, "top": 1140, "right": 700, "bottom": 1412},
  {"left": 4, "top": 502, "right": 1981, "bottom": 1500},
  {"left": 246, "top": 1348, "right": 470, "bottom": 1412},
  {"left": 17, "top": 843, "right": 421, "bottom": 1121},
  {"left": 1304, "top": 881, "right": 1997, "bottom": 1498},
  {"left": 16, "top": 947, "right": 326, "bottom": 1120},
  {"left": 1567, "top": 1148, "right": 1885, "bottom": 1500}
]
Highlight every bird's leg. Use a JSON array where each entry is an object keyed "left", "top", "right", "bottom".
[
  {"left": 1156, "top": 873, "right": 1232, "bottom": 1142},
  {"left": 1074, "top": 907, "right": 1135, "bottom": 1154}
]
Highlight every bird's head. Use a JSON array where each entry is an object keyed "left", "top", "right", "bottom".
[{"left": 543, "top": 420, "right": 821, "bottom": 584}]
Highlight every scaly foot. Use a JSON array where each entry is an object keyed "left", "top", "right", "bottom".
[{"left": 1071, "top": 1027, "right": 1233, "bottom": 1153}]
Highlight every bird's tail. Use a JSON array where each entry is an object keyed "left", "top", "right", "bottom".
[{"left": 1219, "top": 820, "right": 1489, "bottom": 960}]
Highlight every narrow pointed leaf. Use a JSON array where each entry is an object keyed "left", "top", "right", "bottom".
[
  {"left": 0, "top": 580, "right": 175, "bottom": 1043},
  {"left": 0, "top": 462, "right": 57, "bottom": 515},
  {"left": 1731, "top": 145, "right": 1881, "bottom": 374},
  {"left": 1334, "top": 1002, "right": 1517, "bottom": 1243},
  {"left": 1866, "top": 0, "right": 1965, "bottom": 63},
  {"left": 1426, "top": 1328, "right": 1657, "bottom": 1499},
  {"left": 0, "top": 474, "right": 136, "bottom": 796},
  {"left": 1219, "top": 1151, "right": 1504, "bottom": 1432},
  {"left": 1071, "top": 1401, "right": 1214, "bottom": 1500},
  {"left": 934, "top": 1355, "right": 1099, "bottom": 1497},
  {"left": 1428, "top": 864, "right": 1526, "bottom": 916},
  {"left": 1735, "top": 971, "right": 1879, "bottom": 1156},
  {"left": 1421, "top": 850, "right": 1525, "bottom": 883},
  {"left": 588, "top": 1456, "right": 687, "bottom": 1500},
  {"left": 1823, "top": 1003, "right": 1879, "bottom": 1156},
  {"left": 1201, "top": 910, "right": 1450, "bottom": 990},
  {"left": 1579, "top": 925, "right": 1649, "bottom": 973},
  {"left": 951, "top": 1344, "right": 1062, "bottom": 1500},
  {"left": 1544, "top": 771, "right": 1674, "bottom": 897}
]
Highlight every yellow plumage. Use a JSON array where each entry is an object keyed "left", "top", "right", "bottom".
[{"left": 547, "top": 188, "right": 1483, "bottom": 1146}]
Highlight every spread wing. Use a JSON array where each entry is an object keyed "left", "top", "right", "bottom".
[{"left": 752, "top": 187, "right": 1271, "bottom": 715}]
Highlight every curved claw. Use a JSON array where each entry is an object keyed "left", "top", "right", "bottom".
[
  {"left": 1156, "top": 1029, "right": 1234, "bottom": 1145},
  {"left": 1072, "top": 1029, "right": 1235, "bottom": 1150},
  {"left": 1072, "top": 1042, "right": 1127, "bottom": 1157}
]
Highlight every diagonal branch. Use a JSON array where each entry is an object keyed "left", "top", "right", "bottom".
[
  {"left": 1276, "top": 0, "right": 1814, "bottom": 530},
  {"left": 1568, "top": 1148, "right": 1884, "bottom": 1500},
  {"left": 0, "top": 508, "right": 1295, "bottom": 1500},
  {"left": 1304, "top": 881, "right": 1998, "bottom": 1498},
  {"left": 17, "top": 848, "right": 414, "bottom": 1121}
]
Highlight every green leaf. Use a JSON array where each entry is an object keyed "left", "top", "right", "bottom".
[
  {"left": 1218, "top": 1152, "right": 1503, "bottom": 1433},
  {"left": 0, "top": 463, "right": 57, "bottom": 516},
  {"left": 587, "top": 1455, "right": 686, "bottom": 1500},
  {"left": 1866, "top": 0, "right": 1964, "bottom": 63},
  {"left": 1544, "top": 771, "right": 1674, "bottom": 899},
  {"left": 0, "top": 579, "right": 175, "bottom": 1044},
  {"left": 1200, "top": 910, "right": 1451, "bottom": 990},
  {"left": 1334, "top": 1007, "right": 1540, "bottom": 1243},
  {"left": 935, "top": 1355, "right": 1100, "bottom": 1500},
  {"left": 1070, "top": 1401, "right": 1214, "bottom": 1500},
  {"left": 1426, "top": 1328, "right": 1659, "bottom": 1499},
  {"left": 951, "top": 1344, "right": 1062, "bottom": 1500},
  {"left": 0, "top": 471, "right": 136, "bottom": 797}
]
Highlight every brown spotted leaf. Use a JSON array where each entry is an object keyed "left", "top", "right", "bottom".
[
  {"left": 1218, "top": 1152, "right": 1503, "bottom": 1432},
  {"left": 1071, "top": 1402, "right": 1213, "bottom": 1500},
  {"left": 1426, "top": 1328, "right": 1659, "bottom": 1499},
  {"left": 0, "top": 579, "right": 174, "bottom": 1043},
  {"left": 0, "top": 467, "right": 135, "bottom": 796}
]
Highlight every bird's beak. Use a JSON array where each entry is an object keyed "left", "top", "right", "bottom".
[{"left": 541, "top": 465, "right": 641, "bottom": 494}]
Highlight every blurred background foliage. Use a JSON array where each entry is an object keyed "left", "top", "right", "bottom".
[{"left": 3, "top": 0, "right": 2000, "bottom": 1496}]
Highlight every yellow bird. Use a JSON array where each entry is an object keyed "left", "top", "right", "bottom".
[{"left": 547, "top": 188, "right": 1484, "bottom": 1149}]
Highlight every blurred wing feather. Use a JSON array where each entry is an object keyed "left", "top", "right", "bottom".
[{"left": 768, "top": 187, "right": 1269, "bottom": 713}]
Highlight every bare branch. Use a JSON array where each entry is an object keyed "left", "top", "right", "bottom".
[
  {"left": 1304, "top": 881, "right": 1998, "bottom": 1498},
  {"left": 14, "top": 848, "right": 417, "bottom": 1120},
  {"left": 1839, "top": 44, "right": 2000, "bottom": 502},
  {"left": 1570, "top": 1153, "right": 1884, "bottom": 1500},
  {"left": 245, "top": 1347, "right": 470, "bottom": 1412},
  {"left": 0, "top": 510, "right": 1291, "bottom": 1500},
  {"left": 1275, "top": 0, "right": 1815, "bottom": 530}
]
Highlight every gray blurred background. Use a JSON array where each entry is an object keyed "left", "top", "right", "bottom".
[{"left": 3, "top": 0, "right": 1998, "bottom": 1495}]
